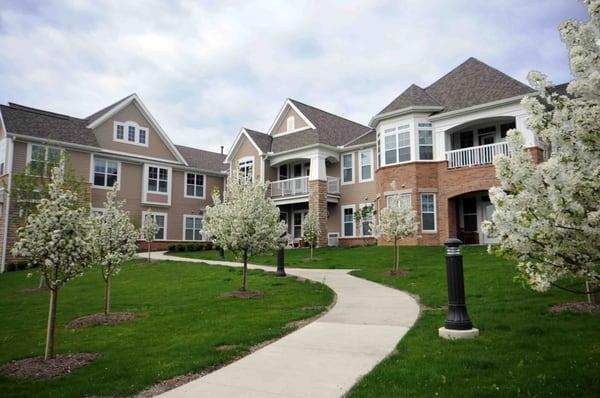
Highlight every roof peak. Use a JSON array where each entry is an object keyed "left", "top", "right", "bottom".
[{"left": 288, "top": 98, "right": 369, "bottom": 129}]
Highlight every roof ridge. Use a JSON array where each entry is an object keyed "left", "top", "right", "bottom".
[
  {"left": 5, "top": 103, "right": 81, "bottom": 121},
  {"left": 175, "top": 144, "right": 226, "bottom": 156},
  {"left": 342, "top": 128, "right": 375, "bottom": 146},
  {"left": 288, "top": 98, "right": 370, "bottom": 129}
]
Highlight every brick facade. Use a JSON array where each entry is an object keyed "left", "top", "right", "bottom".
[{"left": 308, "top": 180, "right": 329, "bottom": 246}]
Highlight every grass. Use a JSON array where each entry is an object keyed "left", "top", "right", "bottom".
[
  {"left": 173, "top": 246, "right": 600, "bottom": 397},
  {"left": 0, "top": 259, "right": 334, "bottom": 398}
]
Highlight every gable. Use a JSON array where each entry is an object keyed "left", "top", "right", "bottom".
[
  {"left": 273, "top": 106, "right": 309, "bottom": 135},
  {"left": 92, "top": 102, "right": 178, "bottom": 162},
  {"left": 230, "top": 134, "right": 261, "bottom": 162}
]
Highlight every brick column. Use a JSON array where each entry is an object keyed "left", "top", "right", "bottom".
[{"left": 308, "top": 180, "right": 328, "bottom": 247}]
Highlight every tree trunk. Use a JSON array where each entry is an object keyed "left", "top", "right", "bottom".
[
  {"left": 310, "top": 244, "right": 314, "bottom": 259},
  {"left": 393, "top": 237, "right": 398, "bottom": 272},
  {"left": 586, "top": 280, "right": 598, "bottom": 304},
  {"left": 44, "top": 288, "right": 58, "bottom": 360},
  {"left": 147, "top": 241, "right": 151, "bottom": 263},
  {"left": 104, "top": 277, "right": 111, "bottom": 316},
  {"left": 38, "top": 273, "right": 44, "bottom": 289},
  {"left": 242, "top": 250, "right": 248, "bottom": 291}
]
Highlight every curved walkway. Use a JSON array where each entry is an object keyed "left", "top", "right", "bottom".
[{"left": 146, "top": 251, "right": 420, "bottom": 398}]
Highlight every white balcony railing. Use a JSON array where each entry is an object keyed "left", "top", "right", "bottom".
[
  {"left": 270, "top": 176, "right": 340, "bottom": 198},
  {"left": 327, "top": 176, "right": 340, "bottom": 194},
  {"left": 445, "top": 142, "right": 510, "bottom": 169}
]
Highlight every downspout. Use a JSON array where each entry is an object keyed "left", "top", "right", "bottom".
[{"left": 1, "top": 136, "right": 15, "bottom": 273}]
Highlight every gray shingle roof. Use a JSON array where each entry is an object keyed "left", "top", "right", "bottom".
[
  {"left": 175, "top": 145, "right": 227, "bottom": 173},
  {"left": 377, "top": 84, "right": 441, "bottom": 115},
  {"left": 271, "top": 99, "right": 371, "bottom": 152},
  {"left": 245, "top": 128, "right": 272, "bottom": 153},
  {"left": 1, "top": 103, "right": 99, "bottom": 147},
  {"left": 343, "top": 129, "right": 376, "bottom": 146},
  {"left": 377, "top": 57, "right": 535, "bottom": 117}
]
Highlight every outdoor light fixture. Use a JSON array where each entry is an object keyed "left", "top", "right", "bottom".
[{"left": 439, "top": 239, "right": 479, "bottom": 339}]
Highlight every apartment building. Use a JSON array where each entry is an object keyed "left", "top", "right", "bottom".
[
  {"left": 0, "top": 94, "right": 227, "bottom": 271},
  {"left": 0, "top": 57, "right": 550, "bottom": 271},
  {"left": 225, "top": 57, "right": 546, "bottom": 247}
]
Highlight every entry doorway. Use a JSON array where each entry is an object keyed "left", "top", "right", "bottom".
[
  {"left": 456, "top": 193, "right": 498, "bottom": 244},
  {"left": 292, "top": 210, "right": 308, "bottom": 240}
]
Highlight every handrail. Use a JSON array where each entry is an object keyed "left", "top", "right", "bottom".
[{"left": 445, "top": 142, "right": 510, "bottom": 169}]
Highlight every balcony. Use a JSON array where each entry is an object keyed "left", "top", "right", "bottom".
[
  {"left": 270, "top": 176, "right": 340, "bottom": 202},
  {"left": 445, "top": 142, "right": 509, "bottom": 169}
]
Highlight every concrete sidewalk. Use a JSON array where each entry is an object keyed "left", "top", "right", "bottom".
[{"left": 144, "top": 251, "right": 420, "bottom": 398}]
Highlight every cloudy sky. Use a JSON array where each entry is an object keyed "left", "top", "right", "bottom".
[{"left": 0, "top": 0, "right": 589, "bottom": 153}]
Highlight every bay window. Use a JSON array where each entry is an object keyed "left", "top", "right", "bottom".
[
  {"left": 93, "top": 157, "right": 119, "bottom": 188},
  {"left": 386, "top": 192, "right": 411, "bottom": 208},
  {"left": 383, "top": 124, "right": 410, "bottom": 165},
  {"left": 418, "top": 123, "right": 433, "bottom": 160}
]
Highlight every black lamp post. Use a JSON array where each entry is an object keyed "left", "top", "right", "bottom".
[
  {"left": 439, "top": 238, "right": 479, "bottom": 339},
  {"left": 276, "top": 246, "right": 286, "bottom": 277}
]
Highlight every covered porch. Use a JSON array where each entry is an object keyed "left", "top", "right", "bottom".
[{"left": 448, "top": 191, "right": 498, "bottom": 245}]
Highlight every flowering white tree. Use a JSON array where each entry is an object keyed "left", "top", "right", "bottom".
[
  {"left": 141, "top": 213, "right": 160, "bottom": 263},
  {"left": 91, "top": 184, "right": 139, "bottom": 315},
  {"left": 302, "top": 209, "right": 320, "bottom": 259},
  {"left": 371, "top": 196, "right": 418, "bottom": 273},
  {"left": 482, "top": 0, "right": 600, "bottom": 303},
  {"left": 203, "top": 171, "right": 287, "bottom": 291},
  {"left": 12, "top": 166, "right": 93, "bottom": 360}
]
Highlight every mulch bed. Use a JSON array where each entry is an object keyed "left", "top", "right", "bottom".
[
  {"left": 384, "top": 269, "right": 409, "bottom": 277},
  {"left": 549, "top": 302, "right": 600, "bottom": 314},
  {"left": 0, "top": 353, "right": 98, "bottom": 380},
  {"left": 222, "top": 290, "right": 265, "bottom": 299},
  {"left": 65, "top": 312, "right": 140, "bottom": 329}
]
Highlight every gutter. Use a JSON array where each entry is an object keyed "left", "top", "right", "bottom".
[{"left": 1, "top": 136, "right": 15, "bottom": 273}]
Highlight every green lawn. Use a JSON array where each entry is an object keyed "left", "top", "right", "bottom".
[
  {"left": 0, "top": 259, "right": 334, "bottom": 398},
  {"left": 173, "top": 246, "right": 600, "bottom": 397}
]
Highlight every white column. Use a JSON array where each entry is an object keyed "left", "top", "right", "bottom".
[{"left": 309, "top": 154, "right": 327, "bottom": 181}]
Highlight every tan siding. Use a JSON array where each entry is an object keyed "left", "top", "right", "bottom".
[
  {"left": 92, "top": 102, "right": 178, "bottom": 161},
  {"left": 231, "top": 135, "right": 261, "bottom": 181},
  {"left": 274, "top": 107, "right": 308, "bottom": 134}
]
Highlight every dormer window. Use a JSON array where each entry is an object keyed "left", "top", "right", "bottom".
[
  {"left": 114, "top": 121, "right": 149, "bottom": 146},
  {"left": 287, "top": 116, "right": 295, "bottom": 131}
]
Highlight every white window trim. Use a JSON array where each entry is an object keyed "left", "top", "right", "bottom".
[
  {"left": 142, "top": 164, "right": 172, "bottom": 206},
  {"left": 183, "top": 172, "right": 206, "bottom": 199},
  {"left": 340, "top": 152, "right": 355, "bottom": 185},
  {"left": 341, "top": 204, "right": 356, "bottom": 237},
  {"left": 90, "top": 154, "right": 121, "bottom": 190},
  {"left": 142, "top": 211, "right": 168, "bottom": 241},
  {"left": 113, "top": 120, "right": 150, "bottom": 147},
  {"left": 286, "top": 116, "right": 295, "bottom": 132},
  {"left": 382, "top": 124, "right": 411, "bottom": 166},
  {"left": 238, "top": 156, "right": 254, "bottom": 182},
  {"left": 182, "top": 214, "right": 204, "bottom": 241},
  {"left": 385, "top": 190, "right": 412, "bottom": 208},
  {"left": 417, "top": 123, "right": 434, "bottom": 161},
  {"left": 359, "top": 203, "right": 374, "bottom": 237},
  {"left": 358, "top": 148, "right": 374, "bottom": 183},
  {"left": 420, "top": 192, "right": 437, "bottom": 233},
  {"left": 26, "top": 143, "right": 64, "bottom": 176}
]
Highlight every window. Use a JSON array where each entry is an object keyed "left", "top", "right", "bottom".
[
  {"left": 386, "top": 193, "right": 411, "bottom": 208},
  {"left": 383, "top": 125, "right": 410, "bottom": 165},
  {"left": 116, "top": 124, "right": 124, "bottom": 140},
  {"left": 341, "top": 153, "right": 354, "bottom": 184},
  {"left": 359, "top": 149, "right": 373, "bottom": 181},
  {"left": 463, "top": 197, "right": 478, "bottom": 232},
  {"left": 238, "top": 158, "right": 254, "bottom": 181},
  {"left": 148, "top": 166, "right": 169, "bottom": 193},
  {"left": 139, "top": 129, "right": 147, "bottom": 144},
  {"left": 287, "top": 116, "right": 295, "bottom": 131},
  {"left": 144, "top": 213, "right": 166, "bottom": 240},
  {"left": 359, "top": 204, "right": 373, "bottom": 236},
  {"left": 500, "top": 122, "right": 515, "bottom": 138},
  {"left": 342, "top": 206, "right": 355, "bottom": 237},
  {"left": 185, "top": 173, "right": 205, "bottom": 198},
  {"left": 459, "top": 131, "right": 474, "bottom": 149},
  {"left": 93, "top": 157, "right": 119, "bottom": 188},
  {"left": 279, "top": 164, "right": 288, "bottom": 180},
  {"left": 184, "top": 215, "right": 203, "bottom": 241},
  {"left": 421, "top": 193, "right": 436, "bottom": 232},
  {"left": 114, "top": 121, "right": 148, "bottom": 146},
  {"left": 28, "top": 144, "right": 62, "bottom": 176},
  {"left": 418, "top": 123, "right": 433, "bottom": 160}
]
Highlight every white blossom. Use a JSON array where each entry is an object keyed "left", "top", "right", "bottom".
[
  {"left": 482, "top": 0, "right": 600, "bottom": 295},
  {"left": 302, "top": 209, "right": 320, "bottom": 258}
]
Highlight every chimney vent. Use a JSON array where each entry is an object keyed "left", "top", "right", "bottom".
[{"left": 220, "top": 146, "right": 224, "bottom": 155}]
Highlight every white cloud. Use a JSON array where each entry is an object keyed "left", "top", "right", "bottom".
[{"left": 0, "top": 0, "right": 588, "bottom": 152}]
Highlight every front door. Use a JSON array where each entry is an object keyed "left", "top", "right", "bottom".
[
  {"left": 292, "top": 211, "right": 307, "bottom": 240},
  {"left": 481, "top": 202, "right": 499, "bottom": 244}
]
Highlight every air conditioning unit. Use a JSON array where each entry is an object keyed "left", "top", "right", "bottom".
[{"left": 328, "top": 233, "right": 339, "bottom": 247}]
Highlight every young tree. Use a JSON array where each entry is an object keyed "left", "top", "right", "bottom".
[
  {"left": 140, "top": 213, "right": 160, "bottom": 263},
  {"left": 371, "top": 196, "right": 418, "bottom": 273},
  {"left": 482, "top": 0, "right": 600, "bottom": 303},
  {"left": 91, "top": 184, "right": 139, "bottom": 315},
  {"left": 203, "top": 172, "right": 287, "bottom": 291},
  {"left": 12, "top": 166, "right": 93, "bottom": 360},
  {"left": 302, "top": 209, "right": 320, "bottom": 259}
]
